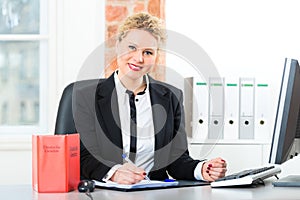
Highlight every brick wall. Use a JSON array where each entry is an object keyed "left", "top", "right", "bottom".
[{"left": 105, "top": 0, "right": 166, "bottom": 81}]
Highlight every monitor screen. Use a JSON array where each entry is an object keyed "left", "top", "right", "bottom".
[{"left": 269, "top": 58, "right": 300, "bottom": 164}]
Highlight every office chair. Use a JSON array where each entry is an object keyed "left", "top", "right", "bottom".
[{"left": 54, "top": 79, "right": 99, "bottom": 135}]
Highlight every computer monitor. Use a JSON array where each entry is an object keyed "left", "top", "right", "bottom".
[{"left": 269, "top": 58, "right": 300, "bottom": 165}]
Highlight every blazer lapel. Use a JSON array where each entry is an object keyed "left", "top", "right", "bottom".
[
  {"left": 95, "top": 74, "right": 123, "bottom": 150},
  {"left": 149, "top": 77, "right": 170, "bottom": 151}
]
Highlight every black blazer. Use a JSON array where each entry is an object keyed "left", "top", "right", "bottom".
[{"left": 73, "top": 73, "right": 201, "bottom": 181}]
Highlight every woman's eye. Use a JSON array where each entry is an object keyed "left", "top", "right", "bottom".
[
  {"left": 144, "top": 51, "right": 153, "bottom": 56},
  {"left": 128, "top": 45, "right": 136, "bottom": 51}
]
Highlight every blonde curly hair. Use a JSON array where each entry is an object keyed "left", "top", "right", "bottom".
[{"left": 117, "top": 12, "right": 166, "bottom": 48}]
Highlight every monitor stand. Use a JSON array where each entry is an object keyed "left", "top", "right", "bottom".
[
  {"left": 272, "top": 175, "right": 300, "bottom": 187},
  {"left": 272, "top": 156, "right": 300, "bottom": 187}
]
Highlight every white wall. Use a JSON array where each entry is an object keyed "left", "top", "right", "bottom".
[
  {"left": 166, "top": 0, "right": 300, "bottom": 73},
  {"left": 166, "top": 0, "right": 300, "bottom": 94}
]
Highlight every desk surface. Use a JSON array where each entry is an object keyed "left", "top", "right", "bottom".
[{"left": 1, "top": 178, "right": 300, "bottom": 200}]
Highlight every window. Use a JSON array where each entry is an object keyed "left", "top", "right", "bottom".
[{"left": 0, "top": 0, "right": 48, "bottom": 134}]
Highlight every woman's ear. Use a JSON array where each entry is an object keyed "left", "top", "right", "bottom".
[
  {"left": 115, "top": 40, "right": 120, "bottom": 54},
  {"left": 154, "top": 49, "right": 160, "bottom": 64}
]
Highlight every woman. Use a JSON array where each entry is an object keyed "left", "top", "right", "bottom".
[{"left": 75, "top": 12, "right": 227, "bottom": 185}]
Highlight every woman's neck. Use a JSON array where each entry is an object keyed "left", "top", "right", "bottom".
[{"left": 117, "top": 73, "right": 146, "bottom": 95}]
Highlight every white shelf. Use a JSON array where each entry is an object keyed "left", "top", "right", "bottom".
[{"left": 189, "top": 137, "right": 271, "bottom": 145}]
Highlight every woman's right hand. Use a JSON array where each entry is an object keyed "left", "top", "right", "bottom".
[{"left": 110, "top": 163, "right": 146, "bottom": 184}]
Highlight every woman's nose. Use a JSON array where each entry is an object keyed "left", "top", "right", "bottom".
[{"left": 133, "top": 50, "right": 144, "bottom": 63}]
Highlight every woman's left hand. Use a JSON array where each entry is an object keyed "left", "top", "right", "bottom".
[{"left": 201, "top": 157, "right": 227, "bottom": 182}]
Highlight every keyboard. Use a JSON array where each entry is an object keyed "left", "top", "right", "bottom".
[{"left": 211, "top": 166, "right": 281, "bottom": 187}]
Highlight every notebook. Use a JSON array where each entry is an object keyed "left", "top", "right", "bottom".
[{"left": 94, "top": 179, "right": 209, "bottom": 192}]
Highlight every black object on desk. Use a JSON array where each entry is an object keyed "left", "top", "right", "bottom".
[{"left": 78, "top": 180, "right": 95, "bottom": 192}]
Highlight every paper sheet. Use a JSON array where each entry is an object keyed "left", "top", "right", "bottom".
[{"left": 94, "top": 180, "right": 178, "bottom": 189}]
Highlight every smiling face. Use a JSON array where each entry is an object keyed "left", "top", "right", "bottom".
[{"left": 116, "top": 29, "right": 158, "bottom": 82}]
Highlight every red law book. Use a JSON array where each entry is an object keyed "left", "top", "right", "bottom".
[{"left": 32, "top": 134, "right": 80, "bottom": 193}]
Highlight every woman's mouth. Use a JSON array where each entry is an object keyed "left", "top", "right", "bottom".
[{"left": 128, "top": 63, "right": 142, "bottom": 71}]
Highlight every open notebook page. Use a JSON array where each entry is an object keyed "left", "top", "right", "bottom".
[{"left": 94, "top": 180, "right": 178, "bottom": 189}]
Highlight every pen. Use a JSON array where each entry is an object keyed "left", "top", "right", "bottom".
[
  {"left": 122, "top": 153, "right": 151, "bottom": 182},
  {"left": 164, "top": 179, "right": 175, "bottom": 182}
]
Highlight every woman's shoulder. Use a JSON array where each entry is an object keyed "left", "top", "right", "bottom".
[
  {"left": 148, "top": 76, "right": 183, "bottom": 95},
  {"left": 71, "top": 79, "right": 107, "bottom": 100},
  {"left": 73, "top": 79, "right": 101, "bottom": 92}
]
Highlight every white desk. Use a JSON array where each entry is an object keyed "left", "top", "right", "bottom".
[
  {"left": 2, "top": 157, "right": 299, "bottom": 200},
  {"left": 1, "top": 178, "right": 300, "bottom": 200}
]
